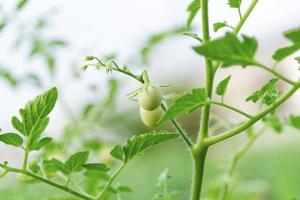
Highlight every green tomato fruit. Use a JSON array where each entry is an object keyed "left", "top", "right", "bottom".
[
  {"left": 140, "top": 107, "right": 163, "bottom": 127},
  {"left": 138, "top": 85, "right": 162, "bottom": 111}
]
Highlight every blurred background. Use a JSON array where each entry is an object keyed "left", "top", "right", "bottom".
[{"left": 1, "top": 0, "right": 300, "bottom": 199}]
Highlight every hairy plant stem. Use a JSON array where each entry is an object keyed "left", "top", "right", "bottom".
[
  {"left": 191, "top": 0, "right": 213, "bottom": 199},
  {"left": 190, "top": 0, "right": 263, "bottom": 199},
  {"left": 97, "top": 163, "right": 126, "bottom": 200},
  {"left": 191, "top": 146, "right": 208, "bottom": 200},
  {"left": 0, "top": 164, "right": 94, "bottom": 200}
]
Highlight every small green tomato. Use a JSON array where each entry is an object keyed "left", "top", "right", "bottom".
[
  {"left": 140, "top": 107, "right": 163, "bottom": 127},
  {"left": 138, "top": 85, "right": 162, "bottom": 111}
]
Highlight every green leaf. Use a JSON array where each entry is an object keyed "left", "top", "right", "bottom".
[
  {"left": 140, "top": 26, "right": 185, "bottom": 64},
  {"left": 65, "top": 151, "right": 89, "bottom": 173},
  {"left": 273, "top": 27, "right": 300, "bottom": 61},
  {"left": 121, "top": 131, "right": 178, "bottom": 162},
  {"left": 265, "top": 115, "right": 283, "bottom": 133},
  {"left": 295, "top": 57, "right": 300, "bottom": 64},
  {"left": 12, "top": 87, "right": 58, "bottom": 150},
  {"left": 228, "top": 0, "right": 242, "bottom": 8},
  {"left": 0, "top": 133, "right": 23, "bottom": 147},
  {"left": 193, "top": 33, "right": 258, "bottom": 67},
  {"left": 159, "top": 88, "right": 207, "bottom": 124},
  {"left": 43, "top": 159, "right": 68, "bottom": 175},
  {"left": 285, "top": 27, "right": 300, "bottom": 44},
  {"left": 0, "top": 22, "right": 6, "bottom": 31},
  {"left": 16, "top": 0, "right": 28, "bottom": 10},
  {"left": 110, "top": 144, "right": 125, "bottom": 161},
  {"left": 213, "top": 21, "right": 229, "bottom": 32},
  {"left": 117, "top": 186, "right": 133, "bottom": 193},
  {"left": 246, "top": 79, "right": 279, "bottom": 106},
  {"left": 83, "top": 163, "right": 110, "bottom": 172},
  {"left": 272, "top": 44, "right": 300, "bottom": 61},
  {"left": 289, "top": 115, "right": 300, "bottom": 130},
  {"left": 0, "top": 68, "right": 19, "bottom": 87},
  {"left": 30, "top": 137, "right": 52, "bottom": 151},
  {"left": 216, "top": 75, "right": 231, "bottom": 97},
  {"left": 186, "top": 0, "right": 201, "bottom": 29}
]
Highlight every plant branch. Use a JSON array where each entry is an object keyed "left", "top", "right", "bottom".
[
  {"left": 161, "top": 103, "right": 193, "bottom": 148},
  {"left": 238, "top": 7, "right": 242, "bottom": 20},
  {"left": 255, "top": 62, "right": 297, "bottom": 86},
  {"left": 209, "top": 101, "right": 253, "bottom": 119},
  {"left": 0, "top": 164, "right": 95, "bottom": 200},
  {"left": 205, "top": 82, "right": 300, "bottom": 145},
  {"left": 191, "top": 0, "right": 212, "bottom": 200},
  {"left": 217, "top": 125, "right": 267, "bottom": 200},
  {"left": 233, "top": 0, "right": 260, "bottom": 34},
  {"left": 97, "top": 163, "right": 126, "bottom": 200}
]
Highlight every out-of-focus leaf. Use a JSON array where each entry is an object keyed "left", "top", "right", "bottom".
[
  {"left": 16, "top": 0, "right": 29, "bottom": 10},
  {"left": 213, "top": 21, "right": 230, "bottom": 32},
  {"left": 140, "top": 26, "right": 185, "bottom": 64},
  {"left": 83, "top": 163, "right": 110, "bottom": 172},
  {"left": 264, "top": 115, "right": 283, "bottom": 133},
  {"left": 289, "top": 115, "right": 300, "bottom": 130},
  {"left": 0, "top": 68, "right": 19, "bottom": 87},
  {"left": 186, "top": 0, "right": 201, "bottom": 29}
]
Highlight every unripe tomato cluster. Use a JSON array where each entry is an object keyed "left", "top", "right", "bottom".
[{"left": 138, "top": 85, "right": 163, "bottom": 127}]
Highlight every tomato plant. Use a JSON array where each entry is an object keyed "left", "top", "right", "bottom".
[{"left": 1, "top": 0, "right": 300, "bottom": 200}]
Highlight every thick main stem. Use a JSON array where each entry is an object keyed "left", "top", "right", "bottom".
[
  {"left": 191, "top": 0, "right": 213, "bottom": 199},
  {"left": 191, "top": 147, "right": 208, "bottom": 200}
]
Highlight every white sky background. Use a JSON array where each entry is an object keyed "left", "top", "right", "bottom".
[{"left": 1, "top": 0, "right": 300, "bottom": 162}]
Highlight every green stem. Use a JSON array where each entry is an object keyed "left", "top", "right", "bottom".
[
  {"left": 97, "top": 163, "right": 126, "bottom": 200},
  {"left": 0, "top": 164, "right": 94, "bottom": 200},
  {"left": 191, "top": 146, "right": 208, "bottom": 200},
  {"left": 238, "top": 7, "right": 243, "bottom": 20},
  {"left": 218, "top": 126, "right": 267, "bottom": 200},
  {"left": 161, "top": 102, "right": 193, "bottom": 148},
  {"left": 205, "top": 82, "right": 300, "bottom": 145},
  {"left": 191, "top": 0, "right": 213, "bottom": 200},
  {"left": 22, "top": 150, "right": 29, "bottom": 170},
  {"left": 255, "top": 62, "right": 296, "bottom": 86},
  {"left": 209, "top": 101, "right": 253, "bottom": 118},
  {"left": 233, "top": 0, "right": 260, "bottom": 34},
  {"left": 0, "top": 169, "right": 8, "bottom": 178},
  {"left": 142, "top": 70, "right": 150, "bottom": 84}
]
